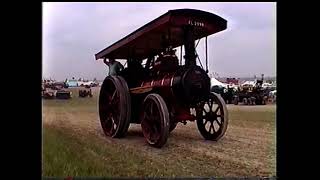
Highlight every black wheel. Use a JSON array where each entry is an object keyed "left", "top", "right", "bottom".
[
  {"left": 117, "top": 76, "right": 132, "bottom": 136},
  {"left": 196, "top": 92, "right": 228, "bottom": 141},
  {"left": 140, "top": 93, "right": 170, "bottom": 148},
  {"left": 99, "top": 76, "right": 131, "bottom": 138}
]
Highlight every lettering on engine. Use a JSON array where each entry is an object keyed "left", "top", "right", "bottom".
[{"left": 188, "top": 20, "right": 205, "bottom": 27}]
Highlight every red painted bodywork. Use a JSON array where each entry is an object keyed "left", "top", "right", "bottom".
[{"left": 140, "top": 72, "right": 196, "bottom": 122}]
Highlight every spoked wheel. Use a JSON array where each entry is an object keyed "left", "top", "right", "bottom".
[
  {"left": 140, "top": 93, "right": 170, "bottom": 148},
  {"left": 99, "top": 76, "right": 131, "bottom": 138},
  {"left": 196, "top": 92, "right": 228, "bottom": 141}
]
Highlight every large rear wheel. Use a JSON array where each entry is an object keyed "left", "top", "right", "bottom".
[
  {"left": 196, "top": 92, "right": 228, "bottom": 141},
  {"left": 140, "top": 93, "right": 170, "bottom": 148},
  {"left": 99, "top": 76, "right": 131, "bottom": 138}
]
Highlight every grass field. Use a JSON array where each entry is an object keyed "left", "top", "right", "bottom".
[{"left": 42, "top": 87, "right": 276, "bottom": 178}]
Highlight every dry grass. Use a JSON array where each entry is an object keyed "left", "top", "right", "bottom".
[{"left": 42, "top": 87, "right": 276, "bottom": 177}]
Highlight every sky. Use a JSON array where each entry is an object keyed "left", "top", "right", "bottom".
[{"left": 42, "top": 2, "right": 276, "bottom": 81}]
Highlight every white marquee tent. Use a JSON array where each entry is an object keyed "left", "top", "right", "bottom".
[{"left": 210, "top": 77, "right": 228, "bottom": 88}]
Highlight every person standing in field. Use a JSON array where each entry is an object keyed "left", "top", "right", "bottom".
[{"left": 103, "top": 57, "right": 124, "bottom": 76}]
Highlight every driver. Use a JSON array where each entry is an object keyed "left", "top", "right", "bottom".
[{"left": 103, "top": 57, "right": 124, "bottom": 76}]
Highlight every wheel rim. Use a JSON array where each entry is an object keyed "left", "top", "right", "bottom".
[
  {"left": 116, "top": 76, "right": 132, "bottom": 137},
  {"left": 140, "top": 94, "right": 169, "bottom": 147},
  {"left": 201, "top": 97, "right": 223, "bottom": 135},
  {"left": 99, "top": 78, "right": 121, "bottom": 137},
  {"left": 141, "top": 98, "right": 161, "bottom": 144},
  {"left": 196, "top": 92, "right": 228, "bottom": 140}
]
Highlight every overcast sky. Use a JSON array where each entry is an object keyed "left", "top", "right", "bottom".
[{"left": 42, "top": 2, "right": 276, "bottom": 81}]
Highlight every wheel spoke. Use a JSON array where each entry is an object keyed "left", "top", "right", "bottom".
[
  {"left": 145, "top": 104, "right": 151, "bottom": 117},
  {"left": 146, "top": 130, "right": 152, "bottom": 141},
  {"left": 150, "top": 102, "right": 154, "bottom": 114},
  {"left": 152, "top": 125, "right": 160, "bottom": 141},
  {"left": 204, "top": 104, "right": 210, "bottom": 113},
  {"left": 148, "top": 108, "right": 156, "bottom": 122},
  {"left": 111, "top": 89, "right": 117, "bottom": 101},
  {"left": 142, "top": 120, "right": 152, "bottom": 140},
  {"left": 144, "top": 123, "right": 152, "bottom": 140},
  {"left": 111, "top": 92, "right": 119, "bottom": 106},
  {"left": 207, "top": 121, "right": 211, "bottom": 133},
  {"left": 202, "top": 110, "right": 206, "bottom": 116},
  {"left": 210, "top": 123, "right": 215, "bottom": 134},
  {"left": 143, "top": 100, "right": 160, "bottom": 143},
  {"left": 209, "top": 99, "right": 213, "bottom": 110},
  {"left": 214, "top": 106, "right": 220, "bottom": 114},
  {"left": 215, "top": 119, "right": 222, "bottom": 126},
  {"left": 113, "top": 121, "right": 117, "bottom": 131},
  {"left": 204, "top": 119, "right": 209, "bottom": 125},
  {"left": 145, "top": 112, "right": 151, "bottom": 121},
  {"left": 111, "top": 98, "right": 119, "bottom": 106},
  {"left": 109, "top": 117, "right": 115, "bottom": 133}
]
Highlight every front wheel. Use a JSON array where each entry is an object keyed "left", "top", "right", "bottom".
[
  {"left": 99, "top": 76, "right": 131, "bottom": 138},
  {"left": 196, "top": 92, "right": 228, "bottom": 141},
  {"left": 140, "top": 93, "right": 170, "bottom": 148}
]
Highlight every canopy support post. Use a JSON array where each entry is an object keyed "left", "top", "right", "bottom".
[
  {"left": 180, "top": 45, "right": 183, "bottom": 65},
  {"left": 205, "top": 36, "right": 208, "bottom": 73},
  {"left": 183, "top": 26, "right": 196, "bottom": 67},
  {"left": 195, "top": 38, "right": 201, "bottom": 48}
]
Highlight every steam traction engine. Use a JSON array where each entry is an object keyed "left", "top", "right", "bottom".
[
  {"left": 95, "top": 9, "right": 229, "bottom": 148},
  {"left": 233, "top": 75, "right": 268, "bottom": 105}
]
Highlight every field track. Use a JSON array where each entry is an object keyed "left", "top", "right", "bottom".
[{"left": 43, "top": 87, "right": 276, "bottom": 177}]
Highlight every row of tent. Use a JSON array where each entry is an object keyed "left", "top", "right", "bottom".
[
  {"left": 210, "top": 77, "right": 276, "bottom": 89},
  {"left": 211, "top": 77, "right": 276, "bottom": 104},
  {"left": 42, "top": 79, "right": 101, "bottom": 88},
  {"left": 65, "top": 79, "right": 101, "bottom": 87}
]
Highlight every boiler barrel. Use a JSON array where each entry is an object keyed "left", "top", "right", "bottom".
[{"left": 140, "top": 66, "right": 211, "bottom": 106}]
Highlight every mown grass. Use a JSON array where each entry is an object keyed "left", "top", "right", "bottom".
[
  {"left": 42, "top": 87, "right": 276, "bottom": 177},
  {"left": 43, "top": 125, "right": 170, "bottom": 177},
  {"left": 43, "top": 124, "right": 269, "bottom": 177},
  {"left": 229, "top": 109, "right": 276, "bottom": 128}
]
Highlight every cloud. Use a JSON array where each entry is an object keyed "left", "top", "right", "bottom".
[{"left": 42, "top": 2, "right": 276, "bottom": 80}]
